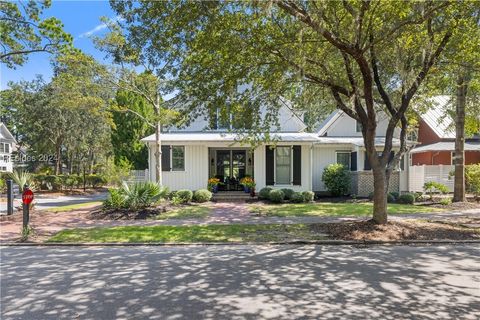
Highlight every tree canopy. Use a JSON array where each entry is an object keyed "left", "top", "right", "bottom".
[{"left": 0, "top": 0, "right": 72, "bottom": 68}]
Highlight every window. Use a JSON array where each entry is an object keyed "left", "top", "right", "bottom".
[
  {"left": 356, "top": 120, "right": 362, "bottom": 133},
  {"left": 171, "top": 146, "right": 185, "bottom": 171},
  {"left": 3, "top": 155, "right": 8, "bottom": 162},
  {"left": 0, "top": 143, "right": 4, "bottom": 153},
  {"left": 408, "top": 128, "right": 419, "bottom": 141},
  {"left": 0, "top": 166, "right": 6, "bottom": 171},
  {"left": 275, "top": 146, "right": 291, "bottom": 184},
  {"left": 336, "top": 151, "right": 351, "bottom": 169}
]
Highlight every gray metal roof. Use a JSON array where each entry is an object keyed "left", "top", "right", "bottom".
[
  {"left": 419, "top": 95, "right": 455, "bottom": 139},
  {"left": 410, "top": 141, "right": 480, "bottom": 153}
]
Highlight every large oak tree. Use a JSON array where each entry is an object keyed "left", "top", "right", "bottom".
[{"left": 111, "top": 0, "right": 475, "bottom": 223}]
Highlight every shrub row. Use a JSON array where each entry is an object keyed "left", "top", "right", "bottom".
[
  {"left": 368, "top": 191, "right": 415, "bottom": 205},
  {"left": 33, "top": 174, "right": 107, "bottom": 191},
  {"left": 258, "top": 187, "right": 315, "bottom": 204},
  {"left": 168, "top": 189, "right": 212, "bottom": 204}
]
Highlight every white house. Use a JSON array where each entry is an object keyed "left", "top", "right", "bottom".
[
  {"left": 0, "top": 122, "right": 15, "bottom": 173},
  {"left": 141, "top": 106, "right": 405, "bottom": 197}
]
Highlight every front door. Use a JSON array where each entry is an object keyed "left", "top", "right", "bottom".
[{"left": 215, "top": 150, "right": 246, "bottom": 191}]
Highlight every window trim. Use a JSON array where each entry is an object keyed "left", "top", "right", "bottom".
[
  {"left": 335, "top": 150, "right": 351, "bottom": 169},
  {"left": 274, "top": 145, "right": 293, "bottom": 185},
  {"left": 171, "top": 146, "right": 185, "bottom": 171},
  {"left": 355, "top": 120, "right": 362, "bottom": 133}
]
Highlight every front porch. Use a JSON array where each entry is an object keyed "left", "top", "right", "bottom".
[{"left": 208, "top": 147, "right": 254, "bottom": 192}]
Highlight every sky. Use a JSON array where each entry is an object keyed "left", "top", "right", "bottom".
[{"left": 0, "top": 0, "right": 117, "bottom": 89}]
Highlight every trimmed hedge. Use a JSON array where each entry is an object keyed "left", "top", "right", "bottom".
[
  {"left": 291, "top": 192, "right": 304, "bottom": 203},
  {"left": 176, "top": 189, "right": 193, "bottom": 203},
  {"left": 281, "top": 188, "right": 295, "bottom": 201},
  {"left": 269, "top": 189, "right": 285, "bottom": 203},
  {"left": 193, "top": 189, "right": 212, "bottom": 203},
  {"left": 398, "top": 193, "right": 415, "bottom": 204},
  {"left": 302, "top": 191, "right": 315, "bottom": 202},
  {"left": 258, "top": 187, "right": 273, "bottom": 200}
]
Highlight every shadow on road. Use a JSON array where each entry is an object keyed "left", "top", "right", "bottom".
[{"left": 1, "top": 245, "right": 479, "bottom": 319}]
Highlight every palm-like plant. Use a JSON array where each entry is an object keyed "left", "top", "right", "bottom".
[
  {"left": 106, "top": 182, "right": 167, "bottom": 210},
  {"left": 8, "top": 170, "right": 36, "bottom": 192}
]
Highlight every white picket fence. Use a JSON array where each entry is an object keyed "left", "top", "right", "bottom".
[
  {"left": 406, "top": 165, "right": 454, "bottom": 192},
  {"left": 126, "top": 170, "right": 149, "bottom": 183}
]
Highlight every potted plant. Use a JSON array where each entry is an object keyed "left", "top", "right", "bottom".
[
  {"left": 240, "top": 176, "right": 255, "bottom": 193},
  {"left": 208, "top": 178, "right": 221, "bottom": 193}
]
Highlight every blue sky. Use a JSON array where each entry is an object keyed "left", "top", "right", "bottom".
[{"left": 0, "top": 0, "right": 116, "bottom": 89}]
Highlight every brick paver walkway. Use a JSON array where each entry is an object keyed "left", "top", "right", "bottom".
[{"left": 1, "top": 202, "right": 479, "bottom": 242}]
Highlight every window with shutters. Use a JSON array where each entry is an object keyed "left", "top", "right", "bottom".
[
  {"left": 275, "top": 146, "right": 291, "bottom": 184},
  {"left": 171, "top": 146, "right": 185, "bottom": 171},
  {"left": 336, "top": 151, "right": 351, "bottom": 169}
]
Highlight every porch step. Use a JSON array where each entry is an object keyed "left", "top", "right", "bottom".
[{"left": 212, "top": 191, "right": 256, "bottom": 202}]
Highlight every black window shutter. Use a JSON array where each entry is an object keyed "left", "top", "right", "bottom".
[
  {"left": 161, "top": 145, "right": 171, "bottom": 171},
  {"left": 292, "top": 145, "right": 302, "bottom": 185},
  {"left": 364, "top": 152, "right": 371, "bottom": 170},
  {"left": 350, "top": 152, "right": 357, "bottom": 171},
  {"left": 265, "top": 146, "right": 274, "bottom": 185}
]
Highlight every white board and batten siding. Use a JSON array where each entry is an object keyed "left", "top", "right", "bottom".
[
  {"left": 254, "top": 144, "right": 312, "bottom": 192},
  {"left": 148, "top": 144, "right": 209, "bottom": 191}
]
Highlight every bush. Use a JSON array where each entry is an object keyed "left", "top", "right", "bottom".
[
  {"left": 269, "top": 189, "right": 285, "bottom": 203},
  {"left": 389, "top": 192, "right": 399, "bottom": 200},
  {"left": 466, "top": 164, "right": 480, "bottom": 196},
  {"left": 440, "top": 198, "right": 452, "bottom": 206},
  {"left": 398, "top": 193, "right": 415, "bottom": 205},
  {"left": 103, "top": 189, "right": 125, "bottom": 209},
  {"left": 193, "top": 189, "right": 212, "bottom": 203},
  {"left": 168, "top": 191, "right": 178, "bottom": 200},
  {"left": 258, "top": 187, "right": 272, "bottom": 200},
  {"left": 176, "top": 189, "right": 193, "bottom": 203},
  {"left": 86, "top": 174, "right": 107, "bottom": 188},
  {"left": 291, "top": 192, "right": 304, "bottom": 203},
  {"left": 387, "top": 193, "right": 396, "bottom": 203},
  {"left": 281, "top": 188, "right": 295, "bottom": 201},
  {"left": 322, "top": 164, "right": 351, "bottom": 196},
  {"left": 302, "top": 191, "right": 315, "bottom": 202},
  {"left": 103, "top": 182, "right": 167, "bottom": 210},
  {"left": 0, "top": 178, "right": 5, "bottom": 193},
  {"left": 424, "top": 181, "right": 449, "bottom": 200}
]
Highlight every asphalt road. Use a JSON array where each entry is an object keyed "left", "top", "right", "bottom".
[{"left": 1, "top": 245, "right": 479, "bottom": 320}]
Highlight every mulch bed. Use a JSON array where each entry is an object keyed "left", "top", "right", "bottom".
[
  {"left": 90, "top": 207, "right": 167, "bottom": 220},
  {"left": 311, "top": 220, "right": 480, "bottom": 241}
]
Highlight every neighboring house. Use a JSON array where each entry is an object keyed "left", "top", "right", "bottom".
[
  {"left": 0, "top": 122, "right": 16, "bottom": 173},
  {"left": 410, "top": 96, "right": 480, "bottom": 165},
  {"left": 141, "top": 105, "right": 405, "bottom": 197}
]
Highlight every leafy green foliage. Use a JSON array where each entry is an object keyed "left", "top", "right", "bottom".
[
  {"left": 111, "top": 91, "right": 154, "bottom": 169},
  {"left": 291, "top": 192, "right": 304, "bottom": 203},
  {"left": 8, "top": 170, "right": 36, "bottom": 192},
  {"left": 424, "top": 181, "right": 449, "bottom": 200},
  {"left": 258, "top": 187, "right": 272, "bottom": 200},
  {"left": 398, "top": 193, "right": 415, "bottom": 205},
  {"left": 193, "top": 189, "right": 212, "bottom": 203},
  {"left": 302, "top": 191, "right": 315, "bottom": 203},
  {"left": 268, "top": 189, "right": 285, "bottom": 203},
  {"left": 322, "top": 164, "right": 351, "bottom": 197},
  {"left": 466, "top": 164, "right": 480, "bottom": 196},
  {"left": 0, "top": 0, "right": 73, "bottom": 68},
  {"left": 281, "top": 188, "right": 295, "bottom": 201},
  {"left": 175, "top": 189, "right": 193, "bottom": 204},
  {"left": 103, "top": 182, "right": 167, "bottom": 210},
  {"left": 440, "top": 198, "right": 452, "bottom": 206}
]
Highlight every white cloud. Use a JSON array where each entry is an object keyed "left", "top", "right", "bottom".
[{"left": 78, "top": 16, "right": 124, "bottom": 39}]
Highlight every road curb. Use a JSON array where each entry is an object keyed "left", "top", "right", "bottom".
[{"left": 1, "top": 239, "right": 480, "bottom": 247}]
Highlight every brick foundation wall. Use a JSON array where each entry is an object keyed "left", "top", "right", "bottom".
[{"left": 351, "top": 171, "right": 400, "bottom": 197}]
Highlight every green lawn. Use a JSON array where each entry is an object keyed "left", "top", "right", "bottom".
[
  {"left": 44, "top": 201, "right": 103, "bottom": 213},
  {"left": 249, "top": 202, "right": 444, "bottom": 217},
  {"left": 155, "top": 205, "right": 210, "bottom": 220},
  {"left": 48, "top": 224, "right": 325, "bottom": 243}
]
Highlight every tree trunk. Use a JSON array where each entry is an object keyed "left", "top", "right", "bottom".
[
  {"left": 453, "top": 73, "right": 468, "bottom": 202},
  {"left": 154, "top": 94, "right": 163, "bottom": 185},
  {"left": 372, "top": 165, "right": 388, "bottom": 224},
  {"left": 55, "top": 143, "right": 62, "bottom": 175}
]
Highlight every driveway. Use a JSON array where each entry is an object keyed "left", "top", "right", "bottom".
[{"left": 1, "top": 244, "right": 479, "bottom": 319}]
